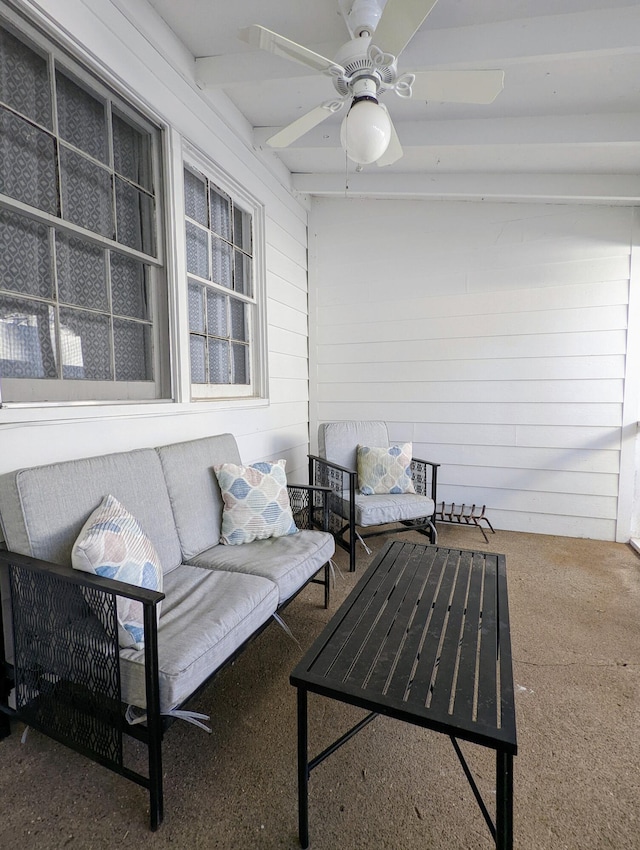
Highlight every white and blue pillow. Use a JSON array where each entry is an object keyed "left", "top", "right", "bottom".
[
  {"left": 357, "top": 443, "right": 416, "bottom": 495},
  {"left": 214, "top": 459, "right": 298, "bottom": 545},
  {"left": 71, "top": 494, "right": 163, "bottom": 650}
]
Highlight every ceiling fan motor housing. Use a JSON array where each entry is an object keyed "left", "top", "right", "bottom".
[{"left": 332, "top": 35, "right": 397, "bottom": 97}]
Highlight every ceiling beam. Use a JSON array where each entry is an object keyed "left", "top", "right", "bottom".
[
  {"left": 290, "top": 172, "right": 640, "bottom": 203},
  {"left": 195, "top": 7, "right": 640, "bottom": 88},
  {"left": 253, "top": 114, "right": 640, "bottom": 150}
]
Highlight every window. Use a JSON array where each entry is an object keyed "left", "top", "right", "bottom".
[
  {"left": 183, "top": 163, "right": 261, "bottom": 399},
  {"left": 0, "top": 20, "right": 169, "bottom": 404}
]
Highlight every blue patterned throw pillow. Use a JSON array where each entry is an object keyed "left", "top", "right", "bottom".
[
  {"left": 214, "top": 459, "right": 298, "bottom": 545},
  {"left": 357, "top": 443, "right": 416, "bottom": 495},
  {"left": 71, "top": 494, "right": 163, "bottom": 650}
]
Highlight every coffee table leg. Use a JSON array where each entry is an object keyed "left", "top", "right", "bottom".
[
  {"left": 297, "top": 687, "right": 309, "bottom": 848},
  {"left": 496, "top": 749, "right": 513, "bottom": 850}
]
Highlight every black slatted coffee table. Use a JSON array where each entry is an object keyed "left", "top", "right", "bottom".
[{"left": 290, "top": 540, "right": 517, "bottom": 849}]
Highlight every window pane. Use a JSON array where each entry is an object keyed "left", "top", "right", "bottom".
[
  {"left": 110, "top": 253, "right": 149, "bottom": 320},
  {"left": 58, "top": 307, "right": 111, "bottom": 380},
  {"left": 189, "top": 334, "right": 206, "bottom": 383},
  {"left": 184, "top": 168, "right": 207, "bottom": 226},
  {"left": 115, "top": 177, "right": 155, "bottom": 255},
  {"left": 234, "top": 250, "right": 252, "bottom": 297},
  {"left": 60, "top": 146, "right": 113, "bottom": 237},
  {"left": 186, "top": 222, "right": 209, "bottom": 279},
  {"left": 209, "top": 185, "right": 231, "bottom": 240},
  {"left": 0, "top": 28, "right": 51, "bottom": 128},
  {"left": 233, "top": 207, "right": 252, "bottom": 254},
  {"left": 208, "top": 338, "right": 228, "bottom": 383},
  {"left": 113, "top": 318, "right": 152, "bottom": 380},
  {"left": 0, "top": 295, "right": 57, "bottom": 378},
  {"left": 0, "top": 209, "right": 51, "bottom": 297},
  {"left": 229, "top": 298, "right": 246, "bottom": 341},
  {"left": 211, "top": 234, "right": 232, "bottom": 288},
  {"left": 187, "top": 281, "right": 205, "bottom": 332},
  {"left": 56, "top": 232, "right": 107, "bottom": 310},
  {"left": 0, "top": 109, "right": 57, "bottom": 214},
  {"left": 56, "top": 71, "right": 107, "bottom": 163},
  {"left": 113, "top": 112, "right": 151, "bottom": 190},
  {"left": 231, "top": 342, "right": 249, "bottom": 384},
  {"left": 207, "top": 288, "right": 227, "bottom": 337}
]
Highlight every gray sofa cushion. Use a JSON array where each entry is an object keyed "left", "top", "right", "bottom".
[
  {"left": 120, "top": 564, "right": 278, "bottom": 713},
  {"left": 157, "top": 434, "right": 241, "bottom": 560},
  {"left": 319, "top": 421, "right": 389, "bottom": 470},
  {"left": 187, "top": 529, "right": 335, "bottom": 604},
  {"left": 0, "top": 449, "right": 183, "bottom": 573},
  {"left": 336, "top": 491, "right": 435, "bottom": 528}
]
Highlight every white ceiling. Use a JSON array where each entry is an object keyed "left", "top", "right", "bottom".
[{"left": 143, "top": 0, "right": 640, "bottom": 199}]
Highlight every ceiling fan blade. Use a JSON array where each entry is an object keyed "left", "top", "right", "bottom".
[
  {"left": 266, "top": 102, "right": 343, "bottom": 149},
  {"left": 239, "top": 24, "right": 345, "bottom": 75},
  {"left": 376, "top": 105, "right": 403, "bottom": 167},
  {"left": 372, "top": 0, "right": 439, "bottom": 59},
  {"left": 410, "top": 69, "right": 505, "bottom": 104}
]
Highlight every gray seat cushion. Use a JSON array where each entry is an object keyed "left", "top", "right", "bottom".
[
  {"left": 0, "top": 449, "right": 183, "bottom": 574},
  {"left": 187, "top": 529, "right": 335, "bottom": 604},
  {"left": 120, "top": 565, "right": 278, "bottom": 713},
  {"left": 156, "top": 434, "right": 241, "bottom": 560},
  {"left": 319, "top": 421, "right": 389, "bottom": 470},
  {"left": 335, "top": 491, "right": 435, "bottom": 528}
]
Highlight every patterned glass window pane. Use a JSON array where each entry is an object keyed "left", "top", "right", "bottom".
[
  {"left": 110, "top": 253, "right": 149, "bottom": 320},
  {"left": 234, "top": 250, "right": 252, "bottom": 297},
  {"left": 229, "top": 298, "right": 246, "bottom": 341},
  {"left": 184, "top": 168, "right": 207, "bottom": 226},
  {"left": 113, "top": 112, "right": 151, "bottom": 191},
  {"left": 60, "top": 146, "right": 113, "bottom": 237},
  {"left": 0, "top": 209, "right": 51, "bottom": 297},
  {"left": 210, "top": 185, "right": 231, "bottom": 240},
  {"left": 56, "top": 71, "right": 107, "bottom": 163},
  {"left": 188, "top": 281, "right": 205, "bottom": 332},
  {"left": 56, "top": 233, "right": 107, "bottom": 310},
  {"left": 186, "top": 222, "right": 209, "bottom": 280},
  {"left": 211, "top": 235, "right": 232, "bottom": 288},
  {"left": 207, "top": 288, "right": 227, "bottom": 338},
  {"left": 0, "top": 295, "right": 57, "bottom": 378},
  {"left": 115, "top": 178, "right": 155, "bottom": 255},
  {"left": 231, "top": 342, "right": 249, "bottom": 384},
  {"left": 113, "top": 319, "right": 152, "bottom": 381},
  {"left": 209, "top": 338, "right": 228, "bottom": 383},
  {"left": 0, "top": 110, "right": 57, "bottom": 214},
  {"left": 58, "top": 307, "right": 111, "bottom": 380},
  {"left": 233, "top": 207, "right": 252, "bottom": 254},
  {"left": 189, "top": 334, "right": 206, "bottom": 383},
  {"left": 0, "top": 28, "right": 51, "bottom": 128}
]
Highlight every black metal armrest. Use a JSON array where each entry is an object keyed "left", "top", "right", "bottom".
[
  {"left": 0, "top": 548, "right": 165, "bottom": 607},
  {"left": 308, "top": 453, "right": 357, "bottom": 478},
  {"left": 410, "top": 457, "right": 439, "bottom": 506},
  {"left": 287, "top": 483, "right": 332, "bottom": 532}
]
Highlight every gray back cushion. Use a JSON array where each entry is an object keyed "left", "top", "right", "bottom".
[
  {"left": 156, "top": 434, "right": 241, "bottom": 560},
  {"left": 0, "top": 448, "right": 183, "bottom": 574},
  {"left": 318, "top": 421, "right": 389, "bottom": 470}
]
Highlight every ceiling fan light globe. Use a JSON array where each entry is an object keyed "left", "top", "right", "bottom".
[{"left": 340, "top": 98, "right": 391, "bottom": 165}]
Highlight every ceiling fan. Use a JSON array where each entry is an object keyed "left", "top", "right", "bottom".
[{"left": 239, "top": 0, "right": 505, "bottom": 167}]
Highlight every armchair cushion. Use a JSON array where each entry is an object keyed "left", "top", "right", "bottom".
[
  {"left": 357, "top": 443, "right": 416, "bottom": 495},
  {"left": 71, "top": 494, "right": 163, "bottom": 650},
  {"left": 214, "top": 460, "right": 298, "bottom": 545}
]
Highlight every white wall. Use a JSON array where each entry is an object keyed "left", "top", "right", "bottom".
[
  {"left": 0, "top": 1, "right": 311, "bottom": 486},
  {"left": 309, "top": 198, "right": 638, "bottom": 541}
]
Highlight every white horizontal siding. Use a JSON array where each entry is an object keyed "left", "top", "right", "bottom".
[{"left": 309, "top": 199, "right": 635, "bottom": 540}]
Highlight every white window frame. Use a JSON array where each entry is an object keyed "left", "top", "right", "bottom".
[
  {"left": 181, "top": 142, "right": 267, "bottom": 402},
  {"left": 0, "top": 10, "right": 171, "bottom": 407}
]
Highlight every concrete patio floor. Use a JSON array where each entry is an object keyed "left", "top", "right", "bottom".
[{"left": 1, "top": 523, "right": 638, "bottom": 850}]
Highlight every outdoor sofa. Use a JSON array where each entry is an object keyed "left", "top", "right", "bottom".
[{"left": 0, "top": 433, "right": 334, "bottom": 829}]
